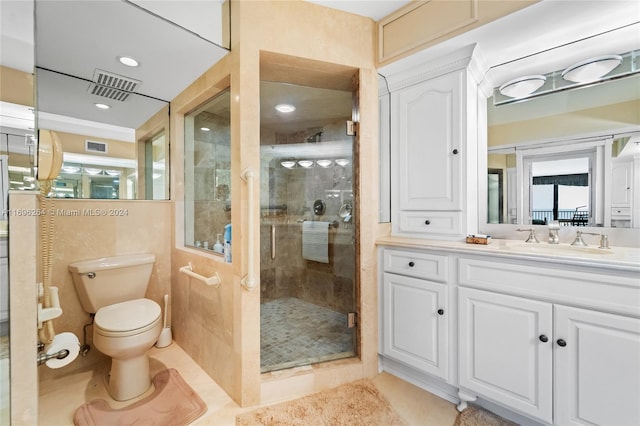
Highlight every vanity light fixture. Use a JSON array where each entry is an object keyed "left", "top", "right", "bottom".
[
  {"left": 281, "top": 160, "right": 296, "bottom": 169},
  {"left": 316, "top": 159, "right": 332, "bottom": 168},
  {"left": 335, "top": 158, "right": 350, "bottom": 167},
  {"left": 498, "top": 75, "right": 547, "bottom": 99},
  {"left": 94, "top": 103, "right": 111, "bottom": 110},
  {"left": 105, "top": 170, "right": 121, "bottom": 176},
  {"left": 561, "top": 54, "right": 623, "bottom": 83},
  {"left": 200, "top": 127, "right": 211, "bottom": 132},
  {"left": 275, "top": 104, "right": 296, "bottom": 113},
  {"left": 298, "top": 160, "right": 314, "bottom": 168},
  {"left": 117, "top": 56, "right": 139, "bottom": 67}
]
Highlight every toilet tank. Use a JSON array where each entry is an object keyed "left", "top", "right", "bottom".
[{"left": 68, "top": 254, "right": 155, "bottom": 313}]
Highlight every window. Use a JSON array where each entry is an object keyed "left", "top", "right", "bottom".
[{"left": 184, "top": 89, "right": 231, "bottom": 254}]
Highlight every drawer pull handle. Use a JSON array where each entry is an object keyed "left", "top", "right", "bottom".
[
  {"left": 452, "top": 149, "right": 459, "bottom": 155},
  {"left": 556, "top": 339, "right": 567, "bottom": 347},
  {"left": 424, "top": 220, "right": 431, "bottom": 225},
  {"left": 539, "top": 335, "right": 549, "bottom": 343},
  {"left": 408, "top": 261, "right": 415, "bottom": 267},
  {"left": 437, "top": 309, "right": 444, "bottom": 316}
]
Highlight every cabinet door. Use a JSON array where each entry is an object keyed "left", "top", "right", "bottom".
[
  {"left": 393, "top": 71, "right": 462, "bottom": 211},
  {"left": 458, "top": 287, "right": 553, "bottom": 423},
  {"left": 611, "top": 160, "right": 632, "bottom": 207},
  {"left": 555, "top": 305, "right": 640, "bottom": 426},
  {"left": 382, "top": 272, "right": 448, "bottom": 379}
]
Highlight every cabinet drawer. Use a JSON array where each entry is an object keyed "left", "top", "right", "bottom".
[
  {"left": 398, "top": 211, "right": 462, "bottom": 236},
  {"left": 458, "top": 257, "right": 640, "bottom": 317},
  {"left": 611, "top": 207, "right": 631, "bottom": 218},
  {"left": 384, "top": 249, "right": 448, "bottom": 282}
]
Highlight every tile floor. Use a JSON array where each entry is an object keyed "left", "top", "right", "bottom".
[
  {"left": 37, "top": 342, "right": 460, "bottom": 425},
  {"left": 260, "top": 297, "right": 355, "bottom": 372}
]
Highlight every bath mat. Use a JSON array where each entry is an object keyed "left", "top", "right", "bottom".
[
  {"left": 454, "top": 405, "right": 518, "bottom": 426},
  {"left": 73, "top": 368, "right": 207, "bottom": 426},
  {"left": 236, "top": 379, "right": 407, "bottom": 426}
]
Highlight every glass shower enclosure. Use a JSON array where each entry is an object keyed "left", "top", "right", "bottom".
[{"left": 259, "top": 81, "right": 356, "bottom": 372}]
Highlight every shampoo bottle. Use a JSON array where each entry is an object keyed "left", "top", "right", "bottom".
[{"left": 213, "top": 234, "right": 223, "bottom": 253}]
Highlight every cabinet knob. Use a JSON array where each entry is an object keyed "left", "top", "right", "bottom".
[
  {"left": 539, "top": 335, "right": 549, "bottom": 343},
  {"left": 437, "top": 309, "right": 444, "bottom": 316},
  {"left": 556, "top": 339, "right": 567, "bottom": 347},
  {"left": 424, "top": 220, "right": 431, "bottom": 225},
  {"left": 408, "top": 261, "right": 415, "bottom": 267},
  {"left": 452, "top": 149, "right": 459, "bottom": 155}
]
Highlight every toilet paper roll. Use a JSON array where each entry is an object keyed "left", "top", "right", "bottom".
[{"left": 44, "top": 332, "right": 80, "bottom": 369}]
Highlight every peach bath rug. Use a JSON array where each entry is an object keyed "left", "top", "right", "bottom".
[
  {"left": 236, "top": 379, "right": 407, "bottom": 426},
  {"left": 74, "top": 368, "right": 207, "bottom": 426},
  {"left": 454, "top": 405, "right": 518, "bottom": 426}
]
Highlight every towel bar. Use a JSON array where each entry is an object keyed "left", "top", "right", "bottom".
[{"left": 179, "top": 262, "right": 221, "bottom": 286}]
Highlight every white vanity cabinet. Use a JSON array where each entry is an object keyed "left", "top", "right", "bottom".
[
  {"left": 554, "top": 305, "right": 640, "bottom": 426},
  {"left": 393, "top": 71, "right": 462, "bottom": 214},
  {"left": 611, "top": 158, "right": 634, "bottom": 227},
  {"left": 382, "top": 45, "right": 481, "bottom": 239},
  {"left": 380, "top": 248, "right": 451, "bottom": 381},
  {"left": 457, "top": 257, "right": 640, "bottom": 426},
  {"left": 458, "top": 287, "right": 553, "bottom": 423}
]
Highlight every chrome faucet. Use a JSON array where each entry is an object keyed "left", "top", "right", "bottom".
[
  {"left": 548, "top": 221, "right": 560, "bottom": 244},
  {"left": 571, "top": 230, "right": 610, "bottom": 249},
  {"left": 517, "top": 228, "right": 539, "bottom": 243}
]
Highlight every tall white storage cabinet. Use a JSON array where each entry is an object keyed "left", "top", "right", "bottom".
[{"left": 382, "top": 45, "right": 481, "bottom": 239}]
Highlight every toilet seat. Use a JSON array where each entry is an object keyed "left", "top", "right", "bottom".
[{"left": 95, "top": 298, "right": 161, "bottom": 338}]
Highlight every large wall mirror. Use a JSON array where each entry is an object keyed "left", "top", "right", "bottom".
[
  {"left": 485, "top": 23, "right": 639, "bottom": 229},
  {"left": 34, "top": 0, "right": 229, "bottom": 199}
]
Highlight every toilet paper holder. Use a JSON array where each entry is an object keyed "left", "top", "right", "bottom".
[{"left": 37, "top": 346, "right": 70, "bottom": 366}]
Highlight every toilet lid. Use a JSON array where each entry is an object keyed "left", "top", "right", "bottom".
[{"left": 95, "top": 298, "right": 161, "bottom": 332}]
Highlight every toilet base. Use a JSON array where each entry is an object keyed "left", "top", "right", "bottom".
[{"left": 106, "top": 353, "right": 152, "bottom": 401}]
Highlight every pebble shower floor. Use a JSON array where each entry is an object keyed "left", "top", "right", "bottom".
[{"left": 260, "top": 297, "right": 355, "bottom": 372}]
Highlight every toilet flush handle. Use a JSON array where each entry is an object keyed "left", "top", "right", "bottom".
[{"left": 82, "top": 272, "right": 96, "bottom": 279}]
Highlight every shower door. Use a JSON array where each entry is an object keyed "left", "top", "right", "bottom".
[{"left": 259, "top": 81, "right": 356, "bottom": 373}]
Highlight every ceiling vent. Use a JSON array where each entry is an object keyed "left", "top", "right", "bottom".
[
  {"left": 88, "top": 69, "right": 141, "bottom": 102},
  {"left": 85, "top": 140, "right": 108, "bottom": 154}
]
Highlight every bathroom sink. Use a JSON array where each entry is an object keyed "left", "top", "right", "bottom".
[{"left": 500, "top": 242, "right": 613, "bottom": 256}]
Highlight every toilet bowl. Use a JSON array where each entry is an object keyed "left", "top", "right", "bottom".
[
  {"left": 93, "top": 298, "right": 162, "bottom": 401},
  {"left": 68, "top": 254, "right": 163, "bottom": 401}
]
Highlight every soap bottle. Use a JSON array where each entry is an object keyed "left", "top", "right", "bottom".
[
  {"left": 213, "top": 234, "right": 223, "bottom": 253},
  {"left": 223, "top": 223, "right": 232, "bottom": 262},
  {"left": 224, "top": 241, "right": 232, "bottom": 263}
]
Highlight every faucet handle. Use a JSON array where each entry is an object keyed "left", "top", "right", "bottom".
[
  {"left": 571, "top": 230, "right": 587, "bottom": 246},
  {"left": 516, "top": 228, "right": 539, "bottom": 243},
  {"left": 573, "top": 231, "right": 610, "bottom": 249}
]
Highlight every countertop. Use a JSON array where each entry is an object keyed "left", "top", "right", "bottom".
[{"left": 377, "top": 236, "right": 640, "bottom": 273}]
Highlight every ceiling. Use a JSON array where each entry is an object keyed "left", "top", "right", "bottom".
[{"left": 305, "top": 0, "right": 410, "bottom": 20}]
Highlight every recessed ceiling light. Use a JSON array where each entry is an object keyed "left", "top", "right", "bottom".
[
  {"left": 298, "top": 160, "right": 314, "bottom": 168},
  {"left": 499, "top": 75, "right": 546, "bottom": 98},
  {"left": 316, "top": 159, "right": 332, "bottom": 168},
  {"left": 562, "top": 55, "right": 623, "bottom": 83},
  {"left": 275, "top": 104, "right": 296, "bottom": 113},
  {"left": 281, "top": 160, "right": 296, "bottom": 169},
  {"left": 118, "top": 56, "right": 139, "bottom": 67},
  {"left": 94, "top": 103, "right": 111, "bottom": 110},
  {"left": 335, "top": 159, "right": 350, "bottom": 167},
  {"left": 200, "top": 127, "right": 211, "bottom": 131}
]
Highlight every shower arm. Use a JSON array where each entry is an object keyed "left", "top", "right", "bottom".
[{"left": 241, "top": 168, "right": 257, "bottom": 291}]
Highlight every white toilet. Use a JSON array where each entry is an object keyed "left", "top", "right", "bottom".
[{"left": 69, "top": 254, "right": 162, "bottom": 401}]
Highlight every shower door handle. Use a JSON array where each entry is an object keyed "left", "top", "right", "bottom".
[{"left": 271, "top": 224, "right": 276, "bottom": 260}]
